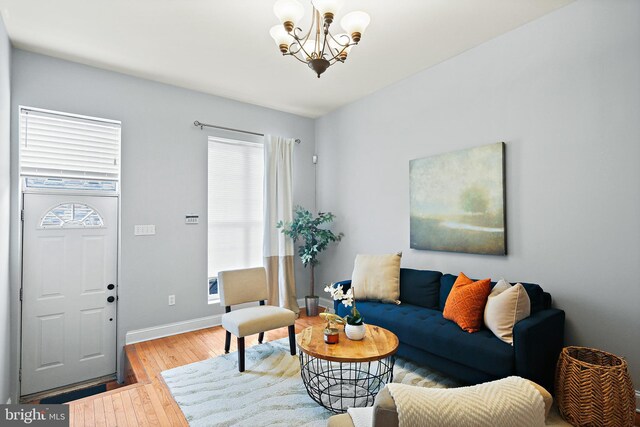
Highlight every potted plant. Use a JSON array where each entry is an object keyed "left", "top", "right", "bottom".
[
  {"left": 277, "top": 206, "right": 343, "bottom": 316},
  {"left": 323, "top": 284, "right": 366, "bottom": 340}
]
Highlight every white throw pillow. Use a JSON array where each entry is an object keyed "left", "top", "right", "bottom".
[
  {"left": 351, "top": 253, "right": 402, "bottom": 303},
  {"left": 484, "top": 279, "right": 531, "bottom": 345}
]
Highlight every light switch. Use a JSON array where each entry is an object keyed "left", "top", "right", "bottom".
[
  {"left": 185, "top": 215, "right": 199, "bottom": 224},
  {"left": 134, "top": 225, "right": 156, "bottom": 236}
]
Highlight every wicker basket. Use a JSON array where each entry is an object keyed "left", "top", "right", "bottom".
[{"left": 555, "top": 346, "right": 635, "bottom": 427}]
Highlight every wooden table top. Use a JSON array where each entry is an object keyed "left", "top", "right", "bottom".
[{"left": 297, "top": 324, "right": 399, "bottom": 363}]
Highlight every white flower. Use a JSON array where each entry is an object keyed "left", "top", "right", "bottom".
[
  {"left": 340, "top": 288, "right": 354, "bottom": 307},
  {"left": 324, "top": 283, "right": 355, "bottom": 307},
  {"left": 324, "top": 283, "right": 345, "bottom": 301}
]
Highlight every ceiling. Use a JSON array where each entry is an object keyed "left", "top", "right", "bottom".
[{"left": 0, "top": 0, "right": 573, "bottom": 118}]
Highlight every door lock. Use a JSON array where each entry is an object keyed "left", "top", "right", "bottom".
[
  {"left": 107, "top": 296, "right": 115, "bottom": 303},
  {"left": 107, "top": 284, "right": 115, "bottom": 290}
]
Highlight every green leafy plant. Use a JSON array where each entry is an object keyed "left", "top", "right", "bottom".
[
  {"left": 345, "top": 306, "right": 363, "bottom": 326},
  {"left": 277, "top": 206, "right": 343, "bottom": 297}
]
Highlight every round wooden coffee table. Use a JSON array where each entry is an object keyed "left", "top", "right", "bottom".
[{"left": 297, "top": 324, "right": 399, "bottom": 413}]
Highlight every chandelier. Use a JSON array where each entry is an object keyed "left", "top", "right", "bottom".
[{"left": 269, "top": 0, "right": 371, "bottom": 78}]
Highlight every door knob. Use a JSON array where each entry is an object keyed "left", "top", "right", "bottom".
[
  {"left": 107, "top": 284, "right": 115, "bottom": 290},
  {"left": 107, "top": 296, "right": 115, "bottom": 303}
]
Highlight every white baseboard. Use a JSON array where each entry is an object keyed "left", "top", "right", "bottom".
[
  {"left": 126, "top": 298, "right": 332, "bottom": 345},
  {"left": 125, "top": 298, "right": 333, "bottom": 344},
  {"left": 125, "top": 314, "right": 222, "bottom": 345}
]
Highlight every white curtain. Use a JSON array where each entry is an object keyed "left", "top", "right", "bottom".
[{"left": 263, "top": 135, "right": 299, "bottom": 314}]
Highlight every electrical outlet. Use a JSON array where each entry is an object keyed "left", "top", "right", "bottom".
[{"left": 168, "top": 295, "right": 175, "bottom": 306}]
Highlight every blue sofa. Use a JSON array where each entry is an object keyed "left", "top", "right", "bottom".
[{"left": 334, "top": 269, "right": 565, "bottom": 392}]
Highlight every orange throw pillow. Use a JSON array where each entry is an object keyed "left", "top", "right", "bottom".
[{"left": 443, "top": 272, "right": 491, "bottom": 333}]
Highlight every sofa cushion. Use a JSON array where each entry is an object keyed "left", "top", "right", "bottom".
[
  {"left": 440, "top": 273, "right": 546, "bottom": 314},
  {"left": 491, "top": 281, "right": 545, "bottom": 314},
  {"left": 399, "top": 268, "right": 442, "bottom": 309},
  {"left": 352, "top": 253, "right": 402, "bottom": 303},
  {"left": 517, "top": 283, "right": 545, "bottom": 313},
  {"left": 338, "top": 301, "right": 514, "bottom": 378},
  {"left": 484, "top": 280, "right": 531, "bottom": 345},
  {"left": 439, "top": 274, "right": 458, "bottom": 311},
  {"left": 443, "top": 273, "right": 491, "bottom": 333}
]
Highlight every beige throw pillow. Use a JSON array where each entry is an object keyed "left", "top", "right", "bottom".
[
  {"left": 484, "top": 279, "right": 531, "bottom": 345},
  {"left": 351, "top": 253, "right": 402, "bottom": 303}
]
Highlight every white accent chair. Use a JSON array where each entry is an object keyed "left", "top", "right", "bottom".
[{"left": 218, "top": 267, "right": 296, "bottom": 372}]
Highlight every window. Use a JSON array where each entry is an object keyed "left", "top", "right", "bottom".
[
  {"left": 19, "top": 107, "right": 121, "bottom": 183},
  {"left": 40, "top": 203, "right": 104, "bottom": 228},
  {"left": 208, "top": 137, "right": 264, "bottom": 300},
  {"left": 24, "top": 177, "right": 117, "bottom": 192}
]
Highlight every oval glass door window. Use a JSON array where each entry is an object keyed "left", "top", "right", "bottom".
[{"left": 40, "top": 203, "right": 104, "bottom": 228}]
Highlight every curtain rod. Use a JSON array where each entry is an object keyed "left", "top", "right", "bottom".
[{"left": 193, "top": 121, "right": 301, "bottom": 144}]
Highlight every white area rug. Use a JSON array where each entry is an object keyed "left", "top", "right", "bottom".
[{"left": 161, "top": 337, "right": 570, "bottom": 427}]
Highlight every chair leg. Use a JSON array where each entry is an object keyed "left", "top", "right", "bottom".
[
  {"left": 258, "top": 332, "right": 264, "bottom": 344},
  {"left": 238, "top": 337, "right": 245, "bottom": 372},
  {"left": 224, "top": 331, "right": 231, "bottom": 354},
  {"left": 288, "top": 325, "right": 296, "bottom": 356}
]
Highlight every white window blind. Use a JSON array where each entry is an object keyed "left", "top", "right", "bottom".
[
  {"left": 19, "top": 107, "right": 121, "bottom": 181},
  {"left": 208, "top": 137, "right": 264, "bottom": 285}
]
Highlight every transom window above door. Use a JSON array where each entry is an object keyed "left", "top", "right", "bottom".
[{"left": 24, "top": 176, "right": 118, "bottom": 192}]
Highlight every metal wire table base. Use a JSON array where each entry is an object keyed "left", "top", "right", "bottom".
[{"left": 299, "top": 352, "right": 395, "bottom": 413}]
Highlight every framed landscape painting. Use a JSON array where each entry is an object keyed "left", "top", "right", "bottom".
[{"left": 410, "top": 142, "right": 506, "bottom": 255}]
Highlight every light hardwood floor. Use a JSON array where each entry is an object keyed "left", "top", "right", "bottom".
[
  {"left": 65, "top": 311, "right": 640, "bottom": 427},
  {"left": 67, "top": 309, "right": 325, "bottom": 427}
]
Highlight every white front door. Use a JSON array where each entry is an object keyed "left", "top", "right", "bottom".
[{"left": 21, "top": 193, "right": 118, "bottom": 396}]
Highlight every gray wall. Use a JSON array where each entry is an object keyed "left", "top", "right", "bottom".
[
  {"left": 6, "top": 0, "right": 639, "bottom": 400},
  {"left": 316, "top": 0, "right": 640, "bottom": 387},
  {"left": 0, "top": 16, "right": 11, "bottom": 404},
  {"left": 9, "top": 49, "right": 316, "bottom": 396}
]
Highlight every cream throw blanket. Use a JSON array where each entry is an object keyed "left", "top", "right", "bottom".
[
  {"left": 387, "top": 376, "right": 545, "bottom": 427},
  {"left": 347, "top": 407, "right": 374, "bottom": 427}
]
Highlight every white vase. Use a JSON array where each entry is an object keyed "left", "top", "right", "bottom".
[{"left": 345, "top": 323, "right": 366, "bottom": 341}]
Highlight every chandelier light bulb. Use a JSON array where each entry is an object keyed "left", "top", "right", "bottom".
[
  {"left": 311, "top": 0, "right": 345, "bottom": 24},
  {"left": 340, "top": 11, "right": 370, "bottom": 42},
  {"left": 273, "top": 0, "right": 305, "bottom": 32},
  {"left": 270, "top": 25, "right": 291, "bottom": 54}
]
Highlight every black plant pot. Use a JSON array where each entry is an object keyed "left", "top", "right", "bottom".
[{"left": 305, "top": 296, "right": 320, "bottom": 317}]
